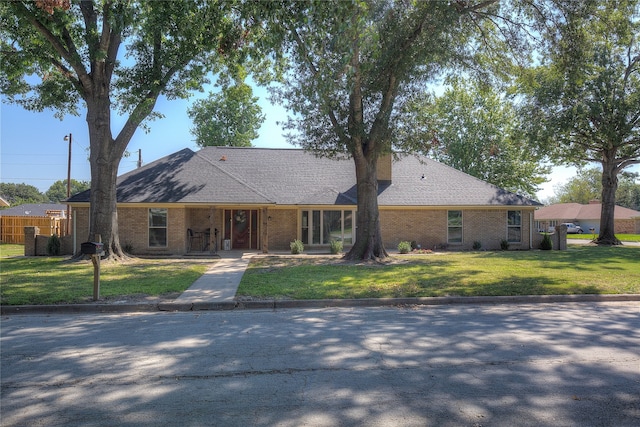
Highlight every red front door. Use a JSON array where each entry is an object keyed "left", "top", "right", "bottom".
[{"left": 224, "top": 210, "right": 258, "bottom": 249}]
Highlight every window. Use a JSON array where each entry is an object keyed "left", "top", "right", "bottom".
[
  {"left": 301, "top": 210, "right": 355, "bottom": 245},
  {"left": 149, "top": 208, "right": 167, "bottom": 247},
  {"left": 448, "top": 210, "right": 463, "bottom": 243},
  {"left": 507, "top": 210, "right": 522, "bottom": 243}
]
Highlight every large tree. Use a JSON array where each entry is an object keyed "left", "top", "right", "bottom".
[
  {"left": 0, "top": 183, "right": 46, "bottom": 206},
  {"left": 521, "top": 0, "right": 640, "bottom": 245},
  {"left": 1, "top": 0, "right": 250, "bottom": 257},
  {"left": 263, "top": 0, "right": 524, "bottom": 260},
  {"left": 188, "top": 72, "right": 265, "bottom": 147},
  {"left": 45, "top": 179, "right": 91, "bottom": 203},
  {"left": 404, "top": 77, "right": 549, "bottom": 198}
]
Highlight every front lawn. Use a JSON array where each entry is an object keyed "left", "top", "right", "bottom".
[
  {"left": 0, "top": 245, "right": 209, "bottom": 305},
  {"left": 238, "top": 246, "right": 640, "bottom": 299},
  {"left": 568, "top": 233, "right": 640, "bottom": 242}
]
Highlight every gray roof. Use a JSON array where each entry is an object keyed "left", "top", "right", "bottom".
[
  {"left": 68, "top": 147, "right": 541, "bottom": 207},
  {"left": 0, "top": 203, "right": 67, "bottom": 217}
]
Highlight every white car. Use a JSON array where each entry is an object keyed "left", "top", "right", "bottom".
[{"left": 560, "top": 223, "right": 583, "bottom": 234}]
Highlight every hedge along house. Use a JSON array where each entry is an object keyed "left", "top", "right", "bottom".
[{"left": 67, "top": 146, "right": 543, "bottom": 255}]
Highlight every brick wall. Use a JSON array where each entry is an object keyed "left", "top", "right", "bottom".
[
  {"left": 73, "top": 205, "right": 539, "bottom": 254},
  {"left": 266, "top": 208, "right": 298, "bottom": 250},
  {"left": 381, "top": 208, "right": 537, "bottom": 251}
]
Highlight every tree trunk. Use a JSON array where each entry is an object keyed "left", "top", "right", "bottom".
[
  {"left": 344, "top": 151, "right": 389, "bottom": 261},
  {"left": 86, "top": 98, "right": 127, "bottom": 259},
  {"left": 597, "top": 154, "right": 622, "bottom": 245}
]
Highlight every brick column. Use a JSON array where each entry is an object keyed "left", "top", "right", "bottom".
[
  {"left": 554, "top": 224, "right": 567, "bottom": 251},
  {"left": 24, "top": 226, "right": 39, "bottom": 256}
]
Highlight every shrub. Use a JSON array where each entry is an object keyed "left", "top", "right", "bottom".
[
  {"left": 123, "top": 242, "right": 135, "bottom": 255},
  {"left": 329, "top": 240, "right": 343, "bottom": 254},
  {"left": 290, "top": 239, "right": 304, "bottom": 254},
  {"left": 500, "top": 239, "right": 510, "bottom": 251},
  {"left": 410, "top": 241, "right": 418, "bottom": 250},
  {"left": 46, "top": 234, "right": 61, "bottom": 256},
  {"left": 472, "top": 241, "right": 482, "bottom": 250},
  {"left": 540, "top": 233, "right": 553, "bottom": 250},
  {"left": 398, "top": 241, "right": 412, "bottom": 254}
]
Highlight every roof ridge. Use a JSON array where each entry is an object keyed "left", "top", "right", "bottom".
[{"left": 194, "top": 149, "right": 276, "bottom": 204}]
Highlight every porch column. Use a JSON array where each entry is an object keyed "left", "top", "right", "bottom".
[
  {"left": 209, "top": 207, "right": 216, "bottom": 253},
  {"left": 261, "top": 207, "right": 269, "bottom": 253}
]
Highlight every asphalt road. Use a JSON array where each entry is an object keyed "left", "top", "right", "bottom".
[{"left": 1, "top": 302, "right": 639, "bottom": 427}]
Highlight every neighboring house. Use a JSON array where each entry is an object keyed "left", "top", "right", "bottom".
[
  {"left": 0, "top": 196, "right": 9, "bottom": 207},
  {"left": 0, "top": 203, "right": 68, "bottom": 244},
  {"left": 535, "top": 201, "right": 640, "bottom": 234},
  {"left": 68, "top": 147, "right": 543, "bottom": 255}
]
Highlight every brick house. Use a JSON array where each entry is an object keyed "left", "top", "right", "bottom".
[
  {"left": 67, "top": 147, "right": 543, "bottom": 255},
  {"left": 534, "top": 201, "right": 640, "bottom": 234}
]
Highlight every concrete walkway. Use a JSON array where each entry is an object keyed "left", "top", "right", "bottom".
[{"left": 173, "top": 251, "right": 254, "bottom": 303}]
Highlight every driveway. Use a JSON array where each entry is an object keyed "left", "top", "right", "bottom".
[{"left": 1, "top": 302, "right": 639, "bottom": 426}]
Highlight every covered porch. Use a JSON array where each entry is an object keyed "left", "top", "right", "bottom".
[{"left": 185, "top": 206, "right": 269, "bottom": 254}]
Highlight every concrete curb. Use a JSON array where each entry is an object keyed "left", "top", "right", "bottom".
[{"left": 2, "top": 294, "right": 638, "bottom": 315}]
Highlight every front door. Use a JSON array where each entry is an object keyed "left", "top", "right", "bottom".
[{"left": 224, "top": 209, "right": 258, "bottom": 249}]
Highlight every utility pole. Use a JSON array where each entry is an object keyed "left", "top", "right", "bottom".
[{"left": 63, "top": 133, "right": 72, "bottom": 235}]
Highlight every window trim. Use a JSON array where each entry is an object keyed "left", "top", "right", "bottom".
[
  {"left": 447, "top": 210, "right": 463, "bottom": 244},
  {"left": 507, "top": 210, "right": 522, "bottom": 243},
  {"left": 300, "top": 209, "right": 356, "bottom": 246},
  {"left": 148, "top": 208, "right": 168, "bottom": 248}
]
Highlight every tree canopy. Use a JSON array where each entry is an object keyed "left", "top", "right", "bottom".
[
  {"left": 262, "top": 0, "right": 527, "bottom": 259},
  {"left": 0, "top": 183, "right": 47, "bottom": 206},
  {"left": 1, "top": 0, "right": 253, "bottom": 257},
  {"left": 520, "top": 0, "right": 640, "bottom": 244},
  {"left": 404, "top": 78, "right": 549, "bottom": 198},
  {"left": 45, "top": 179, "right": 91, "bottom": 203},
  {"left": 188, "top": 74, "right": 265, "bottom": 147}
]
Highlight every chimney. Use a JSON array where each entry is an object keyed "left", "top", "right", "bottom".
[{"left": 377, "top": 154, "right": 392, "bottom": 183}]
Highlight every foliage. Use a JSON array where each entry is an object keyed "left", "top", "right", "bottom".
[
  {"left": 261, "top": 0, "right": 527, "bottom": 260},
  {"left": 519, "top": 0, "right": 640, "bottom": 244},
  {"left": 473, "top": 241, "right": 482, "bottom": 250},
  {"left": 549, "top": 167, "right": 640, "bottom": 211},
  {"left": 540, "top": 233, "right": 553, "bottom": 250},
  {"left": 188, "top": 72, "right": 265, "bottom": 147},
  {"left": 0, "top": 0, "right": 254, "bottom": 257},
  {"left": 45, "top": 179, "right": 90, "bottom": 202},
  {"left": 238, "top": 247, "right": 640, "bottom": 299},
  {"left": 0, "top": 183, "right": 46, "bottom": 205},
  {"left": 397, "top": 241, "right": 412, "bottom": 254},
  {"left": 405, "top": 78, "right": 549, "bottom": 197},
  {"left": 290, "top": 239, "right": 304, "bottom": 255},
  {"left": 500, "top": 239, "right": 510, "bottom": 251},
  {"left": 46, "top": 234, "right": 61, "bottom": 256},
  {"left": 0, "top": 256, "right": 207, "bottom": 305},
  {"left": 329, "top": 240, "right": 343, "bottom": 255}
]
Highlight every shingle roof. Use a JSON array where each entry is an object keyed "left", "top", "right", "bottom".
[
  {"left": 0, "top": 203, "right": 67, "bottom": 217},
  {"left": 535, "top": 202, "right": 640, "bottom": 220},
  {"left": 68, "top": 147, "right": 541, "bottom": 207}
]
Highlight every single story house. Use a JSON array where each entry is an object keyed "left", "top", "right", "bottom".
[
  {"left": 67, "top": 147, "right": 543, "bottom": 255},
  {"left": 535, "top": 201, "right": 640, "bottom": 234}
]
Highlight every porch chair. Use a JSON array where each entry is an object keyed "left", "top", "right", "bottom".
[{"left": 187, "top": 228, "right": 203, "bottom": 252}]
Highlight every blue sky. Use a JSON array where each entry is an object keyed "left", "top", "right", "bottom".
[
  {"left": 1, "top": 85, "right": 293, "bottom": 193},
  {"left": 1, "top": 86, "right": 629, "bottom": 202}
]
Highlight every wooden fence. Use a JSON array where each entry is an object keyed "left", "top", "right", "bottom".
[{"left": 0, "top": 216, "right": 68, "bottom": 244}]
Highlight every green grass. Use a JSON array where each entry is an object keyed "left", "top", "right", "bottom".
[
  {"left": 568, "top": 233, "right": 640, "bottom": 242},
  {"left": 238, "top": 246, "right": 640, "bottom": 299},
  {"left": 0, "top": 244, "right": 209, "bottom": 305}
]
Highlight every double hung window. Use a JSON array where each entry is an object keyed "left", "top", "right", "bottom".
[{"left": 149, "top": 208, "right": 167, "bottom": 247}]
